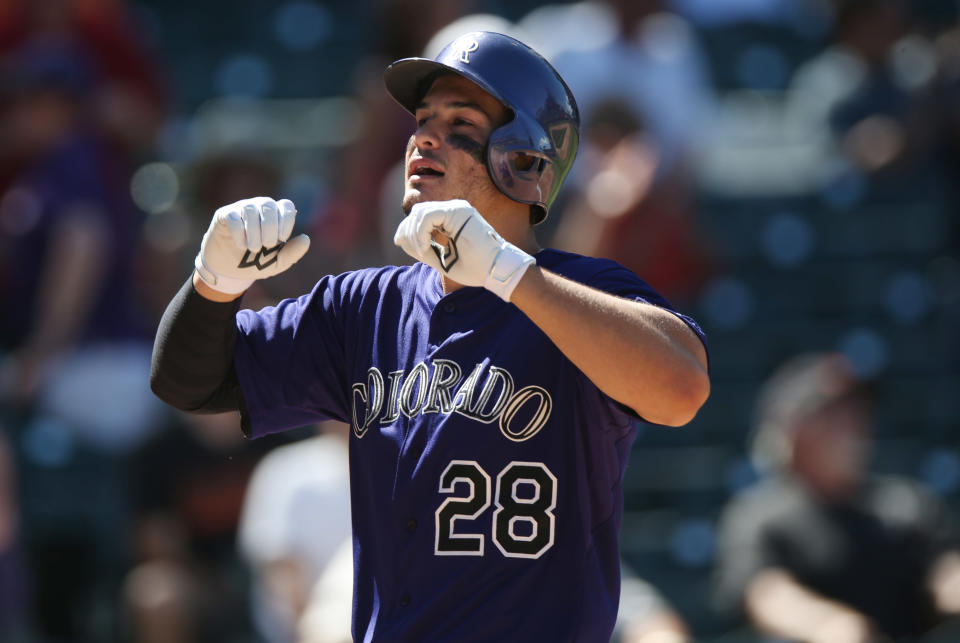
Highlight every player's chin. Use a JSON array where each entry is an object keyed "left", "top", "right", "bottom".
[
  {"left": 401, "top": 190, "right": 419, "bottom": 215},
  {"left": 401, "top": 186, "right": 437, "bottom": 215}
]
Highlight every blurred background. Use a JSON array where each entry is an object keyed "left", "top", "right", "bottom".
[{"left": 0, "top": 0, "right": 958, "bottom": 641}]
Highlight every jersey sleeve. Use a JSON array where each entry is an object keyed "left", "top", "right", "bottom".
[{"left": 233, "top": 275, "right": 352, "bottom": 438}]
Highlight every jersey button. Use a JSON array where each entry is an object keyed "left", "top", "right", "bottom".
[
  {"left": 441, "top": 301, "right": 456, "bottom": 313},
  {"left": 399, "top": 593, "right": 411, "bottom": 608},
  {"left": 406, "top": 518, "right": 417, "bottom": 533}
]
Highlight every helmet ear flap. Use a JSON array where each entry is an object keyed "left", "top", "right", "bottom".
[
  {"left": 485, "top": 112, "right": 575, "bottom": 222},
  {"left": 487, "top": 143, "right": 555, "bottom": 213}
]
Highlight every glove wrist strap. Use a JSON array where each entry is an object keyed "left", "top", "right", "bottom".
[
  {"left": 194, "top": 254, "right": 254, "bottom": 295},
  {"left": 484, "top": 243, "right": 535, "bottom": 302}
]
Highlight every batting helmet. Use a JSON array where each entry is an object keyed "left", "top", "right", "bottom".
[{"left": 383, "top": 31, "right": 580, "bottom": 224}]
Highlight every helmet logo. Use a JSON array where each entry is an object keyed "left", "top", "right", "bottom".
[{"left": 458, "top": 40, "right": 479, "bottom": 64}]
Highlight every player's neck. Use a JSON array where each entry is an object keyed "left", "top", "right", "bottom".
[{"left": 488, "top": 208, "right": 541, "bottom": 253}]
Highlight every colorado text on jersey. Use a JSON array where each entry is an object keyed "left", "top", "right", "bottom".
[{"left": 351, "top": 359, "right": 553, "bottom": 442}]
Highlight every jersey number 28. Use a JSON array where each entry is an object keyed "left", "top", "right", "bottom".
[{"left": 434, "top": 460, "right": 557, "bottom": 559}]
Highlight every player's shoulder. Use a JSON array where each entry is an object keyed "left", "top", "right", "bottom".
[
  {"left": 537, "top": 248, "right": 665, "bottom": 304},
  {"left": 537, "top": 248, "right": 638, "bottom": 283}
]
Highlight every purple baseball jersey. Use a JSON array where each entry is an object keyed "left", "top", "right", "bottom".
[{"left": 233, "top": 248, "right": 706, "bottom": 642}]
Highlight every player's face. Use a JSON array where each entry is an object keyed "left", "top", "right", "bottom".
[
  {"left": 401, "top": 74, "right": 511, "bottom": 215},
  {"left": 792, "top": 396, "right": 871, "bottom": 495}
]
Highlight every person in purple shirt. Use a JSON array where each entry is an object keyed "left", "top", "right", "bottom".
[{"left": 151, "top": 32, "right": 709, "bottom": 642}]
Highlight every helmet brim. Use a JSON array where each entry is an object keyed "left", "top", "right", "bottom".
[{"left": 384, "top": 57, "right": 508, "bottom": 116}]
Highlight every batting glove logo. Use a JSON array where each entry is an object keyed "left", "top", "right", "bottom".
[
  {"left": 429, "top": 217, "right": 471, "bottom": 272},
  {"left": 238, "top": 242, "right": 284, "bottom": 271}
]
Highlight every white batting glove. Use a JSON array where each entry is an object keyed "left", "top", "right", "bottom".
[
  {"left": 195, "top": 197, "right": 311, "bottom": 294},
  {"left": 394, "top": 200, "right": 534, "bottom": 302}
]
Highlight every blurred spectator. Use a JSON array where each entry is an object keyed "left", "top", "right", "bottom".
[
  {"left": 0, "top": 38, "right": 162, "bottom": 445},
  {"left": 786, "top": 0, "right": 946, "bottom": 191},
  {"left": 238, "top": 422, "right": 351, "bottom": 643},
  {"left": 0, "top": 0, "right": 168, "bottom": 158},
  {"left": 0, "top": 36, "right": 160, "bottom": 421},
  {"left": 124, "top": 411, "right": 279, "bottom": 643},
  {"left": 714, "top": 353, "right": 960, "bottom": 642},
  {"left": 551, "top": 98, "right": 713, "bottom": 306}
]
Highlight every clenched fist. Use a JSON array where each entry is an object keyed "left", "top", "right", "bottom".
[
  {"left": 394, "top": 200, "right": 534, "bottom": 302},
  {"left": 195, "top": 197, "right": 311, "bottom": 294}
]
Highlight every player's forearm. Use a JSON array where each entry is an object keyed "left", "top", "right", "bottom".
[
  {"left": 509, "top": 266, "right": 709, "bottom": 426},
  {"left": 150, "top": 276, "right": 244, "bottom": 413},
  {"left": 928, "top": 550, "right": 960, "bottom": 613},
  {"left": 745, "top": 569, "right": 880, "bottom": 643}
]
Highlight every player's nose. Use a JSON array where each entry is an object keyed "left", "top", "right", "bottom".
[{"left": 412, "top": 119, "right": 442, "bottom": 150}]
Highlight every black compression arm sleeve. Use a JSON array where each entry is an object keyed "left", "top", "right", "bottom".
[{"left": 150, "top": 276, "right": 245, "bottom": 414}]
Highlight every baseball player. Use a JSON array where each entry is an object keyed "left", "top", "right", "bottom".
[{"left": 151, "top": 32, "right": 709, "bottom": 642}]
